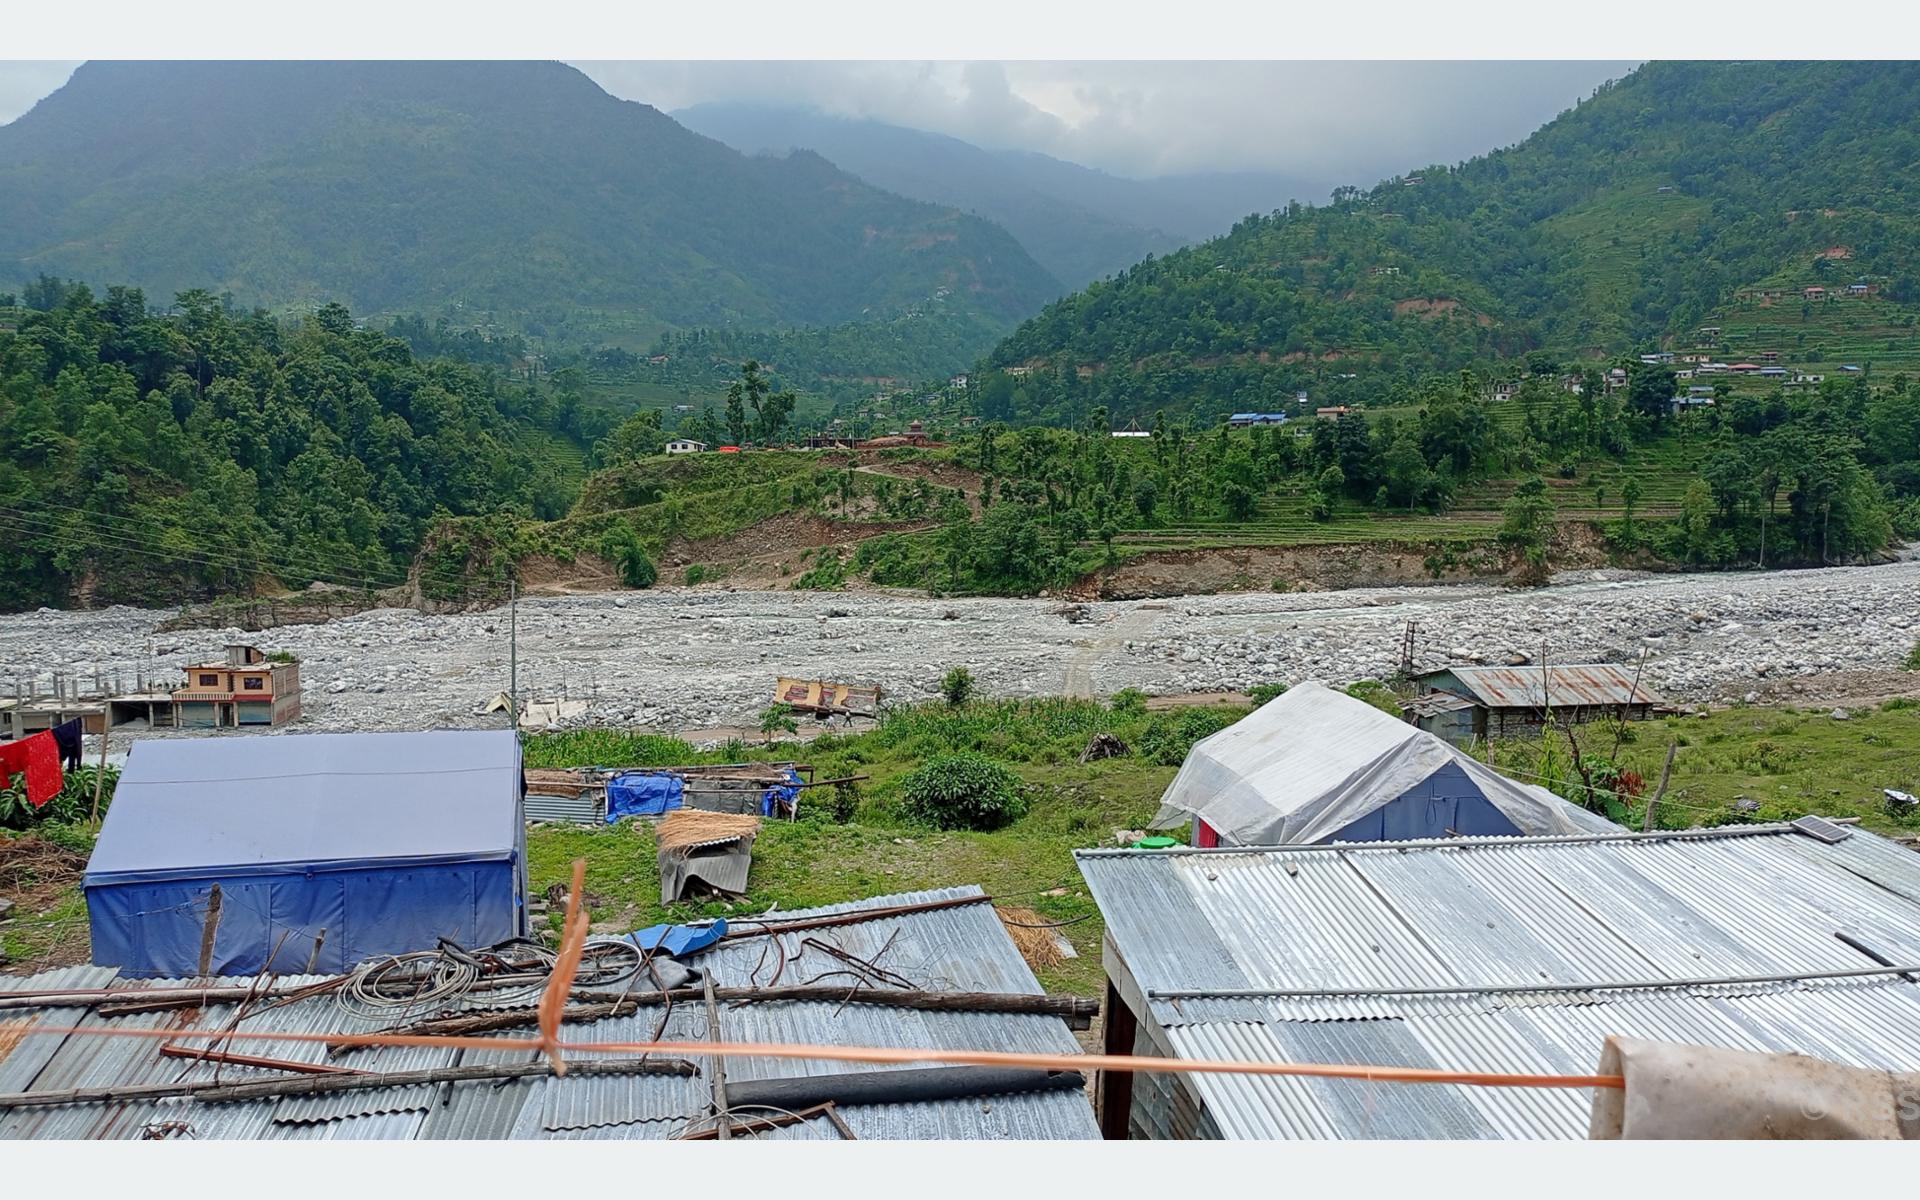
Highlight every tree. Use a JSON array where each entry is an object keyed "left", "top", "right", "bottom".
[
  {"left": 758, "top": 701, "right": 798, "bottom": 744},
  {"left": 598, "top": 521, "right": 657, "bottom": 588},
  {"left": 592, "top": 408, "right": 665, "bottom": 467},
  {"left": 723, "top": 367, "right": 753, "bottom": 446},
  {"left": 1620, "top": 475, "right": 1642, "bottom": 533},
  {"left": 1499, "top": 475, "right": 1557, "bottom": 580},
  {"left": 1627, "top": 365, "right": 1677, "bottom": 420},
  {"left": 941, "top": 666, "right": 976, "bottom": 708},
  {"left": 1131, "top": 477, "right": 1158, "bottom": 522}
]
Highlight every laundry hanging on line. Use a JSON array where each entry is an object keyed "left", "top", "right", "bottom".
[
  {"left": 0, "top": 730, "right": 65, "bottom": 808},
  {"left": 50, "top": 717, "right": 84, "bottom": 772}
]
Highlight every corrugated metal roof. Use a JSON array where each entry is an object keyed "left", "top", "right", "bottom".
[
  {"left": 1421, "top": 664, "right": 1663, "bottom": 710},
  {"left": 0, "top": 886, "right": 1097, "bottom": 1141},
  {"left": 1079, "top": 825, "right": 1920, "bottom": 1139},
  {"left": 1403, "top": 692, "right": 1476, "bottom": 718}
]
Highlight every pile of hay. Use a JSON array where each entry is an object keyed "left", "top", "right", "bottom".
[
  {"left": 996, "top": 905, "right": 1067, "bottom": 970},
  {"left": 655, "top": 809, "right": 762, "bottom": 852},
  {"left": 0, "top": 834, "right": 86, "bottom": 911}
]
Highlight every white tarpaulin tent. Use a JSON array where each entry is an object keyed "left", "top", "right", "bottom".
[{"left": 1152, "top": 681, "right": 1620, "bottom": 845}]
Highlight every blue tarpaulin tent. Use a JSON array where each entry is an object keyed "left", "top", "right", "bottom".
[{"left": 85, "top": 729, "right": 527, "bottom": 977}]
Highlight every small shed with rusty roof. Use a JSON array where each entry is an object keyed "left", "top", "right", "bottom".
[{"left": 1412, "top": 663, "right": 1662, "bottom": 741}]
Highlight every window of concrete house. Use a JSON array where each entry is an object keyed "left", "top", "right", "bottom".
[
  {"left": 198, "top": 674, "right": 219, "bottom": 686},
  {"left": 243, "top": 677, "right": 265, "bottom": 690}
]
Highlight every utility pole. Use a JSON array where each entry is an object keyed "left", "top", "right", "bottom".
[{"left": 508, "top": 576, "right": 519, "bottom": 728}]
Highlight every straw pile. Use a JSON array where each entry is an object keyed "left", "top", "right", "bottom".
[
  {"left": 996, "top": 906, "right": 1067, "bottom": 970},
  {"left": 655, "top": 809, "right": 762, "bottom": 853}
]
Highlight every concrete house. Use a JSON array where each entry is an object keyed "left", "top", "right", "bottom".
[{"left": 174, "top": 644, "right": 300, "bottom": 728}]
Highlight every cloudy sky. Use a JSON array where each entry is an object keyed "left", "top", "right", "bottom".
[{"left": 0, "top": 60, "right": 1638, "bottom": 180}]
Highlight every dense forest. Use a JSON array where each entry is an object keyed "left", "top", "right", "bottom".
[
  {"left": 0, "top": 61, "right": 1058, "bottom": 347},
  {"left": 980, "top": 61, "right": 1920, "bottom": 423},
  {"left": 0, "top": 284, "right": 577, "bottom": 608}
]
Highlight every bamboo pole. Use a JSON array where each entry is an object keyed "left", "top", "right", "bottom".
[{"left": 340, "top": 986, "right": 1101, "bottom": 1045}]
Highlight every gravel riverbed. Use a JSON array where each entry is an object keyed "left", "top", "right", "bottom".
[{"left": 2, "top": 558, "right": 1917, "bottom": 736}]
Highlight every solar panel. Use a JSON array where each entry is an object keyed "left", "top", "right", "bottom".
[{"left": 1790, "top": 814, "right": 1853, "bottom": 844}]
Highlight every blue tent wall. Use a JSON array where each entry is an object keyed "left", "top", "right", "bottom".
[
  {"left": 1325, "top": 761, "right": 1525, "bottom": 843},
  {"left": 86, "top": 858, "right": 520, "bottom": 977}
]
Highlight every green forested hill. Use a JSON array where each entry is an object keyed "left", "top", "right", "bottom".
[
  {"left": 0, "top": 285, "right": 581, "bottom": 609},
  {"left": 981, "top": 61, "right": 1920, "bottom": 421},
  {"left": 0, "top": 62, "right": 1061, "bottom": 344}
]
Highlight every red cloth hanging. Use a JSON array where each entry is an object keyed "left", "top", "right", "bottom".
[{"left": 0, "top": 732, "right": 64, "bottom": 808}]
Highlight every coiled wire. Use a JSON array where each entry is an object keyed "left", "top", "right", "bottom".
[{"left": 334, "top": 937, "right": 646, "bottom": 1020}]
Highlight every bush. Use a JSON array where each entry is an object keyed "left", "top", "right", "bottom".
[
  {"left": 896, "top": 752, "right": 1027, "bottom": 831},
  {"left": 941, "top": 666, "right": 976, "bottom": 708},
  {"left": 1247, "top": 682, "right": 1289, "bottom": 706},
  {"left": 684, "top": 563, "right": 709, "bottom": 586},
  {"left": 1137, "top": 707, "right": 1243, "bottom": 766},
  {"left": 0, "top": 765, "right": 119, "bottom": 830},
  {"left": 792, "top": 548, "right": 848, "bottom": 590},
  {"left": 598, "top": 520, "right": 658, "bottom": 589},
  {"left": 1109, "top": 687, "right": 1148, "bottom": 719},
  {"left": 522, "top": 730, "right": 697, "bottom": 768},
  {"left": 1344, "top": 679, "right": 1404, "bottom": 718},
  {"left": 1905, "top": 640, "right": 1920, "bottom": 671},
  {"left": 823, "top": 779, "right": 861, "bottom": 824}
]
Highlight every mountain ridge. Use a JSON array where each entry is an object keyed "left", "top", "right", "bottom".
[
  {"left": 673, "top": 101, "right": 1333, "bottom": 288},
  {"left": 0, "top": 61, "right": 1062, "bottom": 341},
  {"left": 975, "top": 60, "right": 1920, "bottom": 422}
]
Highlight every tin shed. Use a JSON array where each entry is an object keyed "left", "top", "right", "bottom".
[{"left": 84, "top": 729, "right": 527, "bottom": 977}]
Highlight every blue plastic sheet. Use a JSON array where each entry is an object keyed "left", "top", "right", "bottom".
[
  {"left": 760, "top": 768, "right": 804, "bottom": 818},
  {"left": 626, "top": 919, "right": 728, "bottom": 958},
  {"left": 607, "top": 771, "right": 684, "bottom": 822}
]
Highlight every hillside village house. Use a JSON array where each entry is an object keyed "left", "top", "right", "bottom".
[{"left": 665, "top": 438, "right": 707, "bottom": 454}]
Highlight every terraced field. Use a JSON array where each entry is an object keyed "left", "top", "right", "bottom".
[
  {"left": 1692, "top": 295, "right": 1920, "bottom": 378},
  {"left": 1102, "top": 402, "right": 1704, "bottom": 554}
]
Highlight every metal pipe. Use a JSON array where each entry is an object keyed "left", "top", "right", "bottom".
[{"left": 1149, "top": 962, "right": 1920, "bottom": 1001}]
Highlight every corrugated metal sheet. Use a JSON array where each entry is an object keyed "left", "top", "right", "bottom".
[
  {"left": 523, "top": 791, "right": 603, "bottom": 825},
  {"left": 1403, "top": 692, "right": 1476, "bottom": 718},
  {"left": 0, "top": 887, "right": 1097, "bottom": 1141},
  {"left": 1079, "top": 825, "right": 1920, "bottom": 1139},
  {"left": 1427, "top": 664, "right": 1662, "bottom": 710}
]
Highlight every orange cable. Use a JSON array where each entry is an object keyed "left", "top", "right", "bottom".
[{"left": 0, "top": 1019, "right": 1624, "bottom": 1090}]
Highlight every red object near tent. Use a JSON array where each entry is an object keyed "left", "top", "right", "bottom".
[{"left": 0, "top": 731, "right": 65, "bottom": 808}]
